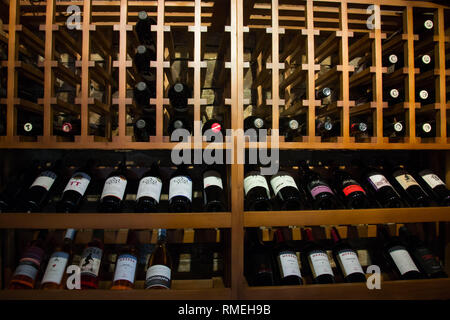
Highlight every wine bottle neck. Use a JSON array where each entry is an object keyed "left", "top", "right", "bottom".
[
  {"left": 330, "top": 228, "right": 340, "bottom": 243},
  {"left": 305, "top": 228, "right": 314, "bottom": 242}
]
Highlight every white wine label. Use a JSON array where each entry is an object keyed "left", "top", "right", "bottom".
[
  {"left": 308, "top": 250, "right": 334, "bottom": 279},
  {"left": 80, "top": 247, "right": 103, "bottom": 277},
  {"left": 41, "top": 252, "right": 69, "bottom": 285},
  {"left": 169, "top": 176, "right": 193, "bottom": 201},
  {"left": 278, "top": 251, "right": 302, "bottom": 279},
  {"left": 101, "top": 176, "right": 127, "bottom": 200},
  {"left": 419, "top": 90, "right": 428, "bottom": 100},
  {"left": 244, "top": 175, "right": 270, "bottom": 197},
  {"left": 203, "top": 170, "right": 223, "bottom": 190},
  {"left": 63, "top": 172, "right": 91, "bottom": 196},
  {"left": 31, "top": 171, "right": 57, "bottom": 191},
  {"left": 389, "top": 246, "right": 420, "bottom": 275},
  {"left": 337, "top": 249, "right": 364, "bottom": 277},
  {"left": 421, "top": 173, "right": 445, "bottom": 189},
  {"left": 394, "top": 172, "right": 420, "bottom": 190},
  {"left": 13, "top": 264, "right": 38, "bottom": 280},
  {"left": 368, "top": 174, "right": 393, "bottom": 190},
  {"left": 136, "top": 176, "right": 163, "bottom": 202},
  {"left": 145, "top": 264, "right": 171, "bottom": 289},
  {"left": 270, "top": 175, "right": 298, "bottom": 196},
  {"left": 113, "top": 254, "right": 138, "bottom": 283}
]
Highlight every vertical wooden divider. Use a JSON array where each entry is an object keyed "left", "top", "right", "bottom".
[
  {"left": 269, "top": 0, "right": 281, "bottom": 138},
  {"left": 436, "top": 8, "right": 447, "bottom": 143},
  {"left": 404, "top": 7, "right": 417, "bottom": 143},
  {"left": 372, "top": 4, "right": 385, "bottom": 144},
  {"left": 79, "top": 0, "right": 92, "bottom": 142},
  {"left": 6, "top": 0, "right": 19, "bottom": 140},
  {"left": 338, "top": 1, "right": 351, "bottom": 144}
]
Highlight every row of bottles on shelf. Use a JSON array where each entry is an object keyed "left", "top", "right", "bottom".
[
  {"left": 0, "top": 160, "right": 226, "bottom": 213},
  {"left": 246, "top": 224, "right": 447, "bottom": 287},
  {"left": 244, "top": 160, "right": 450, "bottom": 211},
  {"left": 9, "top": 228, "right": 175, "bottom": 290}
]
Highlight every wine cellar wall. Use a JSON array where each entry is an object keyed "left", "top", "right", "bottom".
[{"left": 0, "top": 0, "right": 450, "bottom": 300}]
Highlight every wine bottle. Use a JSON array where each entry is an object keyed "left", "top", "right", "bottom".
[
  {"left": 364, "top": 167, "right": 403, "bottom": 208},
  {"left": 168, "top": 165, "right": 193, "bottom": 212},
  {"left": 316, "top": 87, "right": 332, "bottom": 99},
  {"left": 135, "top": 162, "right": 163, "bottom": 213},
  {"left": 244, "top": 166, "right": 272, "bottom": 211},
  {"left": 273, "top": 229, "right": 302, "bottom": 285},
  {"left": 57, "top": 160, "right": 96, "bottom": 213},
  {"left": 280, "top": 116, "right": 301, "bottom": 141},
  {"left": 416, "top": 16, "right": 434, "bottom": 35},
  {"left": 350, "top": 121, "right": 369, "bottom": 136},
  {"left": 111, "top": 230, "right": 139, "bottom": 290},
  {"left": 53, "top": 118, "right": 81, "bottom": 137},
  {"left": 168, "top": 114, "right": 192, "bottom": 142},
  {"left": 302, "top": 228, "right": 335, "bottom": 284},
  {"left": 333, "top": 169, "right": 369, "bottom": 209},
  {"left": 168, "top": 82, "right": 191, "bottom": 113},
  {"left": 380, "top": 225, "right": 422, "bottom": 280},
  {"left": 269, "top": 171, "right": 303, "bottom": 210},
  {"left": 391, "top": 165, "right": 430, "bottom": 207},
  {"left": 135, "top": 11, "right": 156, "bottom": 46},
  {"left": 245, "top": 228, "right": 274, "bottom": 286},
  {"left": 417, "top": 169, "right": 450, "bottom": 206},
  {"left": 9, "top": 229, "right": 49, "bottom": 289},
  {"left": 384, "top": 53, "right": 402, "bottom": 74},
  {"left": 416, "top": 120, "right": 435, "bottom": 138},
  {"left": 145, "top": 229, "right": 172, "bottom": 289},
  {"left": 99, "top": 162, "right": 128, "bottom": 213},
  {"left": 244, "top": 116, "right": 266, "bottom": 140},
  {"left": 134, "top": 81, "right": 154, "bottom": 106},
  {"left": 299, "top": 161, "right": 338, "bottom": 210},
  {"left": 18, "top": 111, "right": 43, "bottom": 136},
  {"left": 399, "top": 226, "right": 447, "bottom": 278},
  {"left": 203, "top": 166, "right": 226, "bottom": 212},
  {"left": 41, "top": 229, "right": 76, "bottom": 289},
  {"left": 134, "top": 115, "right": 156, "bottom": 142},
  {"left": 384, "top": 88, "right": 403, "bottom": 105},
  {"left": 316, "top": 117, "right": 336, "bottom": 138},
  {"left": 416, "top": 88, "right": 435, "bottom": 105},
  {"left": 80, "top": 229, "right": 104, "bottom": 289},
  {"left": 24, "top": 160, "right": 63, "bottom": 213},
  {"left": 384, "top": 119, "right": 405, "bottom": 138},
  {"left": 202, "top": 118, "right": 225, "bottom": 142},
  {"left": 415, "top": 54, "right": 433, "bottom": 71},
  {"left": 330, "top": 227, "right": 366, "bottom": 283},
  {"left": 134, "top": 45, "right": 156, "bottom": 75}
]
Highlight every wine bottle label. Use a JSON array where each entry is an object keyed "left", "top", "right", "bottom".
[
  {"left": 13, "top": 263, "right": 39, "bottom": 280},
  {"left": 412, "top": 247, "right": 443, "bottom": 275},
  {"left": 244, "top": 175, "right": 270, "bottom": 198},
  {"left": 367, "top": 174, "right": 393, "bottom": 190},
  {"left": 145, "top": 264, "right": 171, "bottom": 289},
  {"left": 30, "top": 171, "right": 57, "bottom": 191},
  {"left": 388, "top": 246, "right": 420, "bottom": 275},
  {"left": 63, "top": 172, "right": 91, "bottom": 196},
  {"left": 20, "top": 246, "right": 45, "bottom": 267},
  {"left": 393, "top": 172, "right": 420, "bottom": 190},
  {"left": 337, "top": 249, "right": 364, "bottom": 277},
  {"left": 169, "top": 176, "right": 193, "bottom": 201},
  {"left": 80, "top": 247, "right": 103, "bottom": 277},
  {"left": 101, "top": 176, "right": 127, "bottom": 200},
  {"left": 41, "top": 252, "right": 69, "bottom": 285},
  {"left": 342, "top": 183, "right": 366, "bottom": 196},
  {"left": 308, "top": 181, "right": 334, "bottom": 199},
  {"left": 308, "top": 250, "right": 334, "bottom": 279},
  {"left": 113, "top": 254, "right": 138, "bottom": 283},
  {"left": 420, "top": 172, "right": 445, "bottom": 189},
  {"left": 136, "top": 176, "right": 163, "bottom": 203},
  {"left": 278, "top": 251, "right": 302, "bottom": 279},
  {"left": 270, "top": 175, "right": 298, "bottom": 196},
  {"left": 65, "top": 229, "right": 76, "bottom": 240},
  {"left": 203, "top": 170, "right": 223, "bottom": 190}
]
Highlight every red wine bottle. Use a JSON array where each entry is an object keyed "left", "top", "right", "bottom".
[
  {"left": 330, "top": 227, "right": 366, "bottom": 283},
  {"left": 280, "top": 116, "right": 302, "bottom": 141},
  {"left": 316, "top": 117, "right": 336, "bottom": 138},
  {"left": 168, "top": 164, "right": 192, "bottom": 212},
  {"left": 57, "top": 160, "right": 96, "bottom": 213},
  {"left": 134, "top": 45, "right": 156, "bottom": 75},
  {"left": 135, "top": 162, "right": 162, "bottom": 213},
  {"left": 99, "top": 162, "right": 128, "bottom": 213},
  {"left": 384, "top": 119, "right": 405, "bottom": 137},
  {"left": 273, "top": 229, "right": 303, "bottom": 285},
  {"left": 134, "top": 81, "right": 153, "bottom": 106},
  {"left": 244, "top": 166, "right": 272, "bottom": 211},
  {"left": 203, "top": 166, "right": 226, "bottom": 212},
  {"left": 415, "top": 54, "right": 433, "bottom": 71},
  {"left": 24, "top": 160, "right": 63, "bottom": 213},
  {"left": 333, "top": 169, "right": 369, "bottom": 209},
  {"left": 399, "top": 226, "right": 447, "bottom": 279},
  {"left": 350, "top": 121, "right": 369, "bottom": 136},
  {"left": 244, "top": 116, "right": 266, "bottom": 141},
  {"left": 135, "top": 11, "right": 156, "bottom": 46},
  {"left": 134, "top": 115, "right": 156, "bottom": 142},
  {"left": 417, "top": 169, "right": 450, "bottom": 206},
  {"left": 269, "top": 171, "right": 303, "bottom": 210},
  {"left": 316, "top": 87, "right": 331, "bottom": 99},
  {"left": 364, "top": 167, "right": 403, "bottom": 208},
  {"left": 384, "top": 87, "right": 403, "bottom": 106},
  {"left": 416, "top": 120, "right": 435, "bottom": 138},
  {"left": 80, "top": 229, "right": 104, "bottom": 289},
  {"left": 168, "top": 82, "right": 191, "bottom": 113},
  {"left": 302, "top": 228, "right": 335, "bottom": 284},
  {"left": 380, "top": 225, "right": 422, "bottom": 280},
  {"left": 391, "top": 165, "right": 430, "bottom": 207},
  {"left": 416, "top": 88, "right": 434, "bottom": 105},
  {"left": 245, "top": 228, "right": 274, "bottom": 286},
  {"left": 299, "top": 161, "right": 337, "bottom": 210},
  {"left": 168, "top": 113, "right": 192, "bottom": 142},
  {"left": 202, "top": 119, "right": 225, "bottom": 142}
]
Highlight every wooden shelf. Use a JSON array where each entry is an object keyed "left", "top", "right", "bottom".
[
  {"left": 244, "top": 207, "right": 450, "bottom": 227},
  {"left": 0, "top": 212, "right": 232, "bottom": 229}
]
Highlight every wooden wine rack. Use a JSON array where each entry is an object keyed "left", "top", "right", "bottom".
[{"left": 0, "top": 0, "right": 450, "bottom": 300}]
